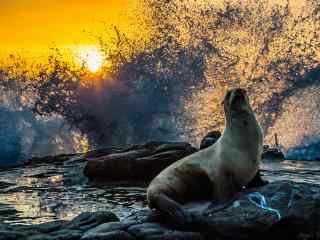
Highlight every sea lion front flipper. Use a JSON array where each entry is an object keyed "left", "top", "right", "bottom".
[
  {"left": 245, "top": 170, "right": 269, "bottom": 188},
  {"left": 151, "top": 193, "right": 192, "bottom": 225}
]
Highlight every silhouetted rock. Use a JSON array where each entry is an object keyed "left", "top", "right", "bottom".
[
  {"left": 262, "top": 148, "right": 285, "bottom": 161},
  {"left": 199, "top": 131, "right": 221, "bottom": 149},
  {"left": 83, "top": 141, "right": 197, "bottom": 182}
]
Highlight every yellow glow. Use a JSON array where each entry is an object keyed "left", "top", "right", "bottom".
[
  {"left": 74, "top": 46, "right": 104, "bottom": 72},
  {"left": 0, "top": 0, "right": 140, "bottom": 52}
]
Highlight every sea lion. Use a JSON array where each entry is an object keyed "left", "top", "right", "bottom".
[
  {"left": 147, "top": 88, "right": 263, "bottom": 224},
  {"left": 200, "top": 131, "right": 268, "bottom": 188}
]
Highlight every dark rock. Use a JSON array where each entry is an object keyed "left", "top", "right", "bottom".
[
  {"left": 33, "top": 220, "right": 68, "bottom": 234},
  {"left": 81, "top": 230, "right": 136, "bottom": 240},
  {"left": 81, "top": 222, "right": 129, "bottom": 239},
  {"left": 51, "top": 229, "right": 83, "bottom": 240},
  {"left": 122, "top": 209, "right": 159, "bottom": 226},
  {"left": 200, "top": 131, "right": 221, "bottom": 149},
  {"left": 261, "top": 217, "right": 315, "bottom": 240},
  {"left": 28, "top": 229, "right": 82, "bottom": 240},
  {"left": 84, "top": 147, "right": 123, "bottom": 159},
  {"left": 150, "top": 142, "right": 196, "bottom": 155},
  {"left": 83, "top": 149, "right": 150, "bottom": 181},
  {"left": 0, "top": 231, "right": 26, "bottom": 240},
  {"left": 132, "top": 149, "right": 196, "bottom": 181},
  {"left": 65, "top": 212, "right": 119, "bottom": 231},
  {"left": 190, "top": 181, "right": 320, "bottom": 239},
  {"left": 262, "top": 148, "right": 285, "bottom": 161},
  {"left": 84, "top": 141, "right": 196, "bottom": 182},
  {"left": 27, "top": 234, "right": 53, "bottom": 240},
  {"left": 128, "top": 223, "right": 203, "bottom": 240},
  {"left": 245, "top": 171, "right": 269, "bottom": 188}
]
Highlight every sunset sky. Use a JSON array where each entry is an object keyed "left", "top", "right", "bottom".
[{"left": 0, "top": 0, "right": 139, "bottom": 54}]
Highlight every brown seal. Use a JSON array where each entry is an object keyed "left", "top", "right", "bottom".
[{"left": 147, "top": 88, "right": 263, "bottom": 224}]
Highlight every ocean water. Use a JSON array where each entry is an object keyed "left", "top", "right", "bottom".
[{"left": 0, "top": 155, "right": 319, "bottom": 225}]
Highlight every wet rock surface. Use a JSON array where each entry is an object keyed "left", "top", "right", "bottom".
[
  {"left": 84, "top": 141, "right": 197, "bottom": 182},
  {"left": 1, "top": 180, "right": 319, "bottom": 240}
]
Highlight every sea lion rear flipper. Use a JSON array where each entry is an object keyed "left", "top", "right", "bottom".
[{"left": 151, "top": 193, "right": 192, "bottom": 225}]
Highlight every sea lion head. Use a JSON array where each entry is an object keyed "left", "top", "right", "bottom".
[{"left": 223, "top": 88, "right": 253, "bottom": 119}]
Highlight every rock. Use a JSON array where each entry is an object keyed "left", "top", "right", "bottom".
[
  {"left": 189, "top": 180, "right": 320, "bottom": 239},
  {"left": 83, "top": 149, "right": 150, "bottom": 181},
  {"left": 132, "top": 149, "right": 196, "bottom": 181},
  {"left": 84, "top": 141, "right": 197, "bottom": 182},
  {"left": 81, "top": 222, "right": 129, "bottom": 239},
  {"left": 84, "top": 147, "right": 123, "bottom": 159},
  {"left": 0, "top": 231, "right": 26, "bottom": 240},
  {"left": 28, "top": 229, "right": 82, "bottom": 240},
  {"left": 128, "top": 223, "right": 204, "bottom": 240},
  {"left": 262, "top": 148, "right": 285, "bottom": 161},
  {"left": 200, "top": 131, "right": 221, "bottom": 149},
  {"left": 33, "top": 220, "right": 68, "bottom": 234},
  {"left": 122, "top": 208, "right": 160, "bottom": 226},
  {"left": 50, "top": 229, "right": 83, "bottom": 240},
  {"left": 65, "top": 212, "right": 119, "bottom": 231},
  {"left": 81, "top": 230, "right": 136, "bottom": 240},
  {"left": 245, "top": 171, "right": 269, "bottom": 188},
  {"left": 27, "top": 234, "right": 53, "bottom": 240}
]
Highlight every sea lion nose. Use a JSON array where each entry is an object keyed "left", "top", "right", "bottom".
[
  {"left": 229, "top": 88, "right": 246, "bottom": 105},
  {"left": 234, "top": 88, "right": 246, "bottom": 96}
]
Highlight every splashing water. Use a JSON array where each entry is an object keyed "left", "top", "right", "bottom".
[
  {"left": 0, "top": 84, "right": 89, "bottom": 166},
  {"left": 0, "top": 0, "right": 320, "bottom": 163},
  {"left": 268, "top": 86, "right": 320, "bottom": 160}
]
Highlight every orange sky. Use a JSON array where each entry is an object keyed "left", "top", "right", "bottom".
[{"left": 0, "top": 0, "right": 139, "bottom": 53}]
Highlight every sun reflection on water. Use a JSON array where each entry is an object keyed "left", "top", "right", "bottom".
[{"left": 0, "top": 161, "right": 147, "bottom": 225}]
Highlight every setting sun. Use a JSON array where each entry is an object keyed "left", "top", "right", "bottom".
[{"left": 74, "top": 46, "right": 104, "bottom": 72}]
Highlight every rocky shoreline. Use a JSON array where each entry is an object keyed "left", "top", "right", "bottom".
[
  {"left": 2, "top": 134, "right": 317, "bottom": 240},
  {"left": 1, "top": 180, "right": 319, "bottom": 240}
]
